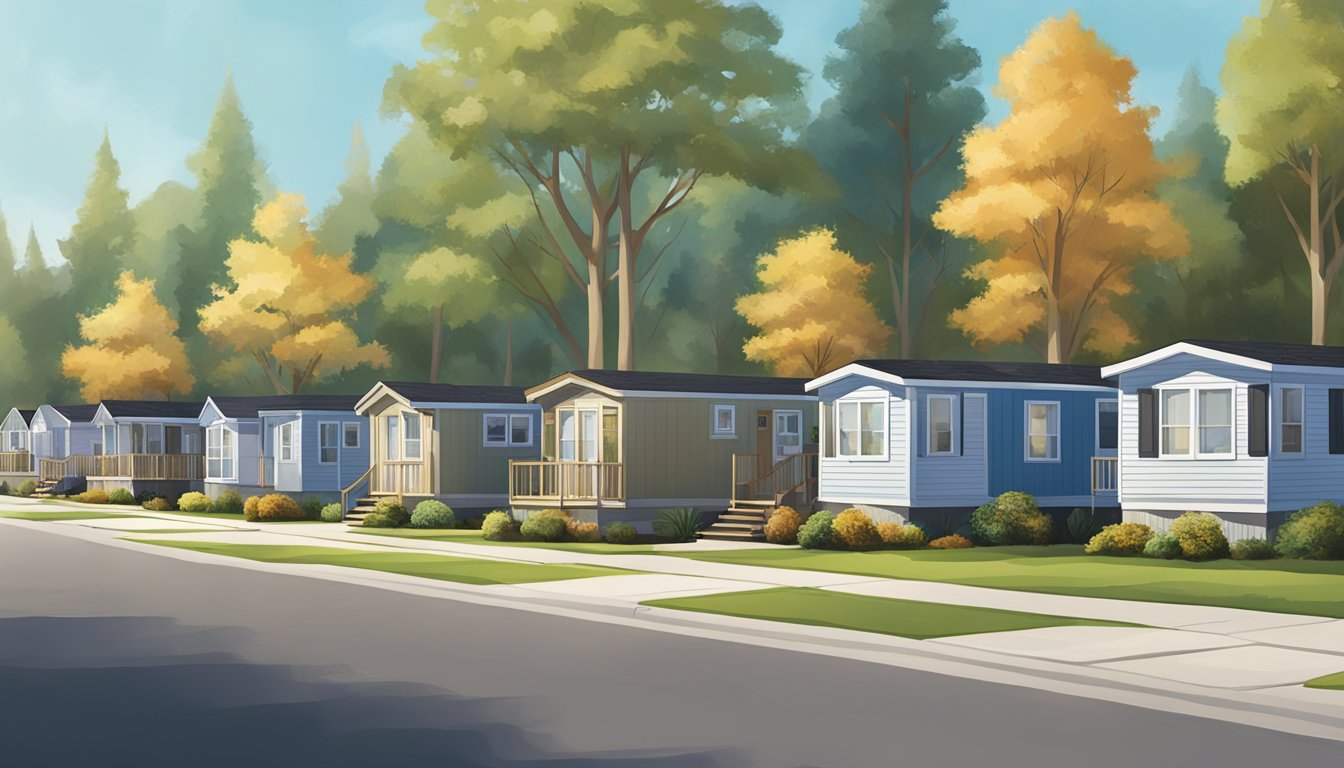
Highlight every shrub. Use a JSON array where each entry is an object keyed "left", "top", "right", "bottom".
[
  {"left": 461, "top": 516, "right": 485, "bottom": 530},
  {"left": 797, "top": 511, "right": 835, "bottom": 550},
  {"left": 176, "top": 492, "right": 212, "bottom": 513},
  {"left": 833, "top": 508, "right": 881, "bottom": 549},
  {"left": 878, "top": 522, "right": 927, "bottom": 549},
  {"left": 1084, "top": 522, "right": 1154, "bottom": 556},
  {"left": 16, "top": 479, "right": 37, "bottom": 497},
  {"left": 108, "top": 488, "right": 136, "bottom": 505},
  {"left": 970, "top": 491, "right": 1052, "bottom": 545},
  {"left": 370, "top": 497, "right": 409, "bottom": 527},
  {"left": 521, "top": 509, "right": 569, "bottom": 542},
  {"left": 604, "top": 521, "right": 639, "bottom": 545},
  {"left": 482, "top": 510, "right": 518, "bottom": 541},
  {"left": 653, "top": 507, "right": 702, "bottom": 542},
  {"left": 1231, "top": 538, "right": 1277, "bottom": 561},
  {"left": 141, "top": 497, "right": 174, "bottom": 512},
  {"left": 300, "top": 496, "right": 325, "bottom": 520},
  {"left": 0, "top": 481, "right": 11, "bottom": 495},
  {"left": 409, "top": 500, "right": 456, "bottom": 529},
  {"left": 73, "top": 489, "right": 109, "bottom": 504},
  {"left": 764, "top": 506, "right": 802, "bottom": 545},
  {"left": 1275, "top": 502, "right": 1344, "bottom": 560},
  {"left": 1065, "top": 508, "right": 1097, "bottom": 544},
  {"left": 362, "top": 512, "right": 399, "bottom": 527},
  {"left": 319, "top": 503, "right": 344, "bottom": 523},
  {"left": 1170, "top": 512, "right": 1230, "bottom": 560},
  {"left": 211, "top": 490, "right": 244, "bottom": 515},
  {"left": 567, "top": 519, "right": 601, "bottom": 542},
  {"left": 243, "top": 496, "right": 261, "bottom": 521},
  {"left": 255, "top": 494, "right": 306, "bottom": 521},
  {"left": 1142, "top": 534, "right": 1182, "bottom": 559},
  {"left": 928, "top": 534, "right": 974, "bottom": 549}
]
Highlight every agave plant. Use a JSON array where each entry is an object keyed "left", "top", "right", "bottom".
[{"left": 653, "top": 507, "right": 703, "bottom": 542}]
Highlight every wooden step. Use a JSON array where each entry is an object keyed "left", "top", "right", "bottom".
[
  {"left": 708, "top": 521, "right": 763, "bottom": 531},
  {"left": 724, "top": 508, "right": 768, "bottom": 518},
  {"left": 699, "top": 528, "right": 765, "bottom": 541},
  {"left": 718, "top": 513, "right": 767, "bottom": 524},
  {"left": 730, "top": 499, "right": 775, "bottom": 508}
]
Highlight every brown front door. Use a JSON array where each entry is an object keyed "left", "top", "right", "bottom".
[{"left": 164, "top": 426, "right": 182, "bottom": 454}]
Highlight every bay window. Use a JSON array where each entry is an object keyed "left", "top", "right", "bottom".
[{"left": 206, "top": 425, "right": 235, "bottom": 480}]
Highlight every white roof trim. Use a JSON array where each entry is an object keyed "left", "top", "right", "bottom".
[
  {"left": 807, "top": 363, "right": 1113, "bottom": 393},
  {"left": 35, "top": 404, "right": 74, "bottom": 428},
  {"left": 527, "top": 374, "right": 812, "bottom": 402},
  {"left": 807, "top": 363, "right": 902, "bottom": 391},
  {"left": 1101, "top": 342, "right": 1273, "bottom": 378},
  {"left": 526, "top": 374, "right": 623, "bottom": 401},
  {"left": 355, "top": 382, "right": 412, "bottom": 414}
]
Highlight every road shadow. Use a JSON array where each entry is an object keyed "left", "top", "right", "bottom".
[{"left": 0, "top": 615, "right": 741, "bottom": 767}]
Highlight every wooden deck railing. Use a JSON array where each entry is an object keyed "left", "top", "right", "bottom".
[
  {"left": 375, "top": 460, "right": 429, "bottom": 496},
  {"left": 733, "top": 452, "right": 818, "bottom": 508},
  {"left": 1091, "top": 456, "right": 1118, "bottom": 494},
  {"left": 0, "top": 451, "right": 34, "bottom": 474},
  {"left": 90, "top": 453, "right": 205, "bottom": 480},
  {"left": 39, "top": 454, "right": 102, "bottom": 481},
  {"left": 341, "top": 465, "right": 374, "bottom": 517},
  {"left": 509, "top": 461, "right": 625, "bottom": 505}
]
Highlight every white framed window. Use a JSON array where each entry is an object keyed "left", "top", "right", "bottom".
[
  {"left": 318, "top": 422, "right": 339, "bottom": 464},
  {"left": 836, "top": 399, "right": 887, "bottom": 458},
  {"left": 206, "top": 424, "right": 235, "bottom": 480},
  {"left": 343, "top": 421, "right": 361, "bottom": 449},
  {"left": 278, "top": 422, "right": 297, "bottom": 463},
  {"left": 485, "top": 414, "right": 508, "bottom": 445},
  {"left": 558, "top": 410, "right": 576, "bottom": 460},
  {"left": 1160, "top": 389, "right": 1192, "bottom": 456},
  {"left": 1096, "top": 399, "right": 1118, "bottom": 452},
  {"left": 927, "top": 394, "right": 956, "bottom": 456},
  {"left": 1160, "top": 386, "right": 1235, "bottom": 459},
  {"left": 402, "top": 412, "right": 422, "bottom": 460},
  {"left": 712, "top": 404, "right": 736, "bottom": 437},
  {"left": 510, "top": 414, "right": 532, "bottom": 446},
  {"left": 1025, "top": 401, "right": 1061, "bottom": 462},
  {"left": 1197, "top": 388, "right": 1233, "bottom": 457},
  {"left": 484, "top": 412, "right": 533, "bottom": 447},
  {"left": 1279, "top": 387, "right": 1304, "bottom": 454}
]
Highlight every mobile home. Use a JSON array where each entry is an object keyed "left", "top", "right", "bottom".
[
  {"left": 0, "top": 408, "right": 36, "bottom": 485},
  {"left": 30, "top": 404, "right": 101, "bottom": 496},
  {"left": 87, "top": 400, "right": 206, "bottom": 498}
]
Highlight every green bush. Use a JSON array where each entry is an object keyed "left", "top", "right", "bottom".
[
  {"left": 1142, "top": 534, "right": 1182, "bottom": 559},
  {"left": 878, "top": 522, "right": 927, "bottom": 549},
  {"left": 482, "top": 510, "right": 519, "bottom": 541},
  {"left": 256, "top": 494, "right": 307, "bottom": 521},
  {"left": 764, "top": 506, "right": 802, "bottom": 545},
  {"left": 1275, "top": 502, "right": 1344, "bottom": 560},
  {"left": 177, "top": 492, "right": 212, "bottom": 513},
  {"left": 16, "top": 479, "right": 37, "bottom": 497},
  {"left": 1084, "top": 522, "right": 1154, "bottom": 556},
  {"left": 566, "top": 518, "right": 601, "bottom": 542},
  {"left": 797, "top": 511, "right": 835, "bottom": 550},
  {"left": 521, "top": 510, "right": 569, "bottom": 542},
  {"left": 653, "top": 507, "right": 702, "bottom": 542},
  {"left": 108, "top": 488, "right": 136, "bottom": 505},
  {"left": 604, "top": 521, "right": 639, "bottom": 545},
  {"left": 362, "top": 511, "right": 398, "bottom": 527},
  {"left": 970, "top": 491, "right": 1052, "bottom": 545},
  {"left": 299, "top": 496, "right": 324, "bottom": 520},
  {"left": 1065, "top": 508, "right": 1097, "bottom": 544},
  {"left": 833, "top": 508, "right": 881, "bottom": 549},
  {"left": 1170, "top": 512, "right": 1230, "bottom": 560},
  {"left": 319, "top": 503, "right": 344, "bottom": 523},
  {"left": 369, "top": 497, "right": 409, "bottom": 527},
  {"left": 0, "top": 481, "right": 12, "bottom": 495},
  {"left": 141, "top": 497, "right": 174, "bottom": 512},
  {"left": 1231, "top": 538, "right": 1277, "bottom": 561},
  {"left": 73, "top": 489, "right": 109, "bottom": 504},
  {"left": 409, "top": 500, "right": 456, "bottom": 529},
  {"left": 211, "top": 489, "right": 244, "bottom": 515}
]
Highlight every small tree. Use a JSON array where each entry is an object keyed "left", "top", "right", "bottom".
[
  {"left": 62, "top": 271, "right": 194, "bottom": 400},
  {"left": 736, "top": 229, "right": 890, "bottom": 376},
  {"left": 199, "top": 192, "right": 389, "bottom": 393}
]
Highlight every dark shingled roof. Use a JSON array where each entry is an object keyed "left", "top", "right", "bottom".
[
  {"left": 17, "top": 409, "right": 35, "bottom": 426},
  {"left": 378, "top": 382, "right": 529, "bottom": 405},
  {"left": 208, "top": 395, "right": 362, "bottom": 419},
  {"left": 850, "top": 359, "right": 1110, "bottom": 387},
  {"left": 50, "top": 404, "right": 101, "bottom": 422},
  {"left": 99, "top": 400, "right": 205, "bottom": 419},
  {"left": 553, "top": 370, "right": 812, "bottom": 396},
  {"left": 1182, "top": 339, "right": 1344, "bottom": 369}
]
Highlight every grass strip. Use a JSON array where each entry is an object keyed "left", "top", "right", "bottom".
[{"left": 1305, "top": 671, "right": 1344, "bottom": 691}]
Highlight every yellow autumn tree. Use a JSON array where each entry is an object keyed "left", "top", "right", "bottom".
[
  {"left": 933, "top": 13, "right": 1188, "bottom": 363},
  {"left": 199, "top": 192, "right": 389, "bottom": 393},
  {"left": 62, "top": 271, "right": 195, "bottom": 400},
  {"left": 736, "top": 229, "right": 891, "bottom": 377}
]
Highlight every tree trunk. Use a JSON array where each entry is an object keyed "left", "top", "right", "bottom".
[
  {"left": 1309, "top": 148, "right": 1326, "bottom": 345},
  {"left": 429, "top": 303, "right": 445, "bottom": 384},
  {"left": 616, "top": 146, "right": 637, "bottom": 371},
  {"left": 503, "top": 318, "right": 513, "bottom": 386},
  {"left": 1046, "top": 210, "right": 1068, "bottom": 364},
  {"left": 586, "top": 209, "right": 607, "bottom": 369}
]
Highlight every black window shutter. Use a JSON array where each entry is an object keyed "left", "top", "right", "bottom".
[
  {"left": 1138, "top": 388, "right": 1157, "bottom": 458},
  {"left": 1248, "top": 384, "right": 1269, "bottom": 457},
  {"left": 958, "top": 396, "right": 965, "bottom": 456},
  {"left": 1330, "top": 389, "right": 1344, "bottom": 454}
]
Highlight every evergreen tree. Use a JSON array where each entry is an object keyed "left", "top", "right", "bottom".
[
  {"left": 10, "top": 227, "right": 72, "bottom": 402},
  {"left": 0, "top": 199, "right": 14, "bottom": 281},
  {"left": 316, "top": 122, "right": 378, "bottom": 255},
  {"left": 58, "top": 130, "right": 136, "bottom": 313}
]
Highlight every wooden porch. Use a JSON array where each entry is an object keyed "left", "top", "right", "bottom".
[
  {"left": 39, "top": 454, "right": 102, "bottom": 482},
  {"left": 0, "top": 451, "right": 35, "bottom": 474},
  {"left": 508, "top": 461, "right": 626, "bottom": 507},
  {"left": 87, "top": 453, "right": 205, "bottom": 481},
  {"left": 701, "top": 452, "right": 819, "bottom": 541}
]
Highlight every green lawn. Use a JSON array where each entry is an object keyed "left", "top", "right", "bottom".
[
  {"left": 354, "top": 526, "right": 666, "bottom": 554},
  {"left": 1306, "top": 672, "right": 1344, "bottom": 691},
  {"left": 132, "top": 540, "right": 628, "bottom": 585},
  {"left": 646, "top": 587, "right": 1131, "bottom": 640},
  {"left": 0, "top": 510, "right": 138, "bottom": 521},
  {"left": 673, "top": 545, "right": 1344, "bottom": 618}
]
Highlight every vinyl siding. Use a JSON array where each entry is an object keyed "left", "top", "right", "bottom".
[
  {"left": 1264, "top": 370, "right": 1344, "bottom": 510},
  {"left": 437, "top": 407, "right": 539, "bottom": 496},
  {"left": 911, "top": 388, "right": 989, "bottom": 506},
  {"left": 816, "top": 380, "right": 909, "bottom": 505}
]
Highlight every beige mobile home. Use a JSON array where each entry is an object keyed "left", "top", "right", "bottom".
[
  {"left": 510, "top": 370, "right": 819, "bottom": 536},
  {"left": 352, "top": 382, "right": 540, "bottom": 522}
]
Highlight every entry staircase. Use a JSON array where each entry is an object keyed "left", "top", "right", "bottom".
[
  {"left": 700, "top": 452, "right": 818, "bottom": 542},
  {"left": 31, "top": 478, "right": 61, "bottom": 499},
  {"left": 345, "top": 492, "right": 397, "bottom": 526}
]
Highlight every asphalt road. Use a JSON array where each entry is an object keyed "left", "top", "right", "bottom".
[{"left": 1, "top": 524, "right": 1340, "bottom": 768}]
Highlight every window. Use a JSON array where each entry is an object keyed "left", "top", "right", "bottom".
[
  {"left": 343, "top": 422, "right": 360, "bottom": 449},
  {"left": 402, "top": 412, "right": 422, "bottom": 460},
  {"left": 511, "top": 414, "right": 532, "bottom": 446},
  {"left": 1026, "top": 401, "right": 1060, "bottom": 461},
  {"left": 1198, "top": 389, "right": 1233, "bottom": 456},
  {"left": 712, "top": 404, "right": 736, "bottom": 436},
  {"left": 821, "top": 403, "right": 835, "bottom": 458},
  {"left": 927, "top": 395, "right": 956, "bottom": 456},
  {"left": 206, "top": 425, "right": 235, "bottom": 480},
  {"left": 318, "top": 422, "right": 339, "bottom": 464},
  {"left": 101, "top": 425, "right": 116, "bottom": 454},
  {"left": 1280, "top": 387, "right": 1304, "bottom": 454},
  {"left": 484, "top": 413, "right": 534, "bottom": 447},
  {"left": 1096, "top": 400, "right": 1118, "bottom": 451},
  {"left": 558, "top": 410, "right": 576, "bottom": 460},
  {"left": 385, "top": 415, "right": 399, "bottom": 461},
  {"left": 601, "top": 407, "right": 619, "bottom": 462},
  {"left": 837, "top": 400, "right": 887, "bottom": 458},
  {"left": 542, "top": 413, "right": 556, "bottom": 461},
  {"left": 484, "top": 414, "right": 508, "bottom": 446},
  {"left": 278, "top": 422, "right": 296, "bottom": 462},
  {"left": 1160, "top": 389, "right": 1192, "bottom": 456}
]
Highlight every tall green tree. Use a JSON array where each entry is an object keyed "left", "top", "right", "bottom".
[
  {"left": 9, "top": 227, "right": 70, "bottom": 401},
  {"left": 386, "top": 0, "right": 819, "bottom": 370},
  {"left": 1219, "top": 0, "right": 1344, "bottom": 344},
  {"left": 317, "top": 122, "right": 379, "bottom": 255},
  {"left": 58, "top": 130, "right": 137, "bottom": 313},
  {"left": 0, "top": 200, "right": 14, "bottom": 283},
  {"left": 806, "top": 0, "right": 985, "bottom": 358},
  {"left": 127, "top": 181, "right": 197, "bottom": 311}
]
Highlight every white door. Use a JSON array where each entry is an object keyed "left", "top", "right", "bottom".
[{"left": 773, "top": 410, "right": 802, "bottom": 461}]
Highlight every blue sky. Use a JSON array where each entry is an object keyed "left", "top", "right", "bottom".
[{"left": 0, "top": 0, "right": 1257, "bottom": 266}]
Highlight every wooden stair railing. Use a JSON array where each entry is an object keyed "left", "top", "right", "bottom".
[
  {"left": 340, "top": 465, "right": 375, "bottom": 520},
  {"left": 732, "top": 452, "right": 818, "bottom": 508}
]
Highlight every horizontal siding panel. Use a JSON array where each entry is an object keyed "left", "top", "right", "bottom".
[{"left": 818, "top": 381, "right": 907, "bottom": 503}]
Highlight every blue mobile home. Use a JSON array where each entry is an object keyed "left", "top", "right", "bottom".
[
  {"left": 198, "top": 395, "right": 367, "bottom": 504},
  {"left": 805, "top": 360, "right": 1119, "bottom": 527}
]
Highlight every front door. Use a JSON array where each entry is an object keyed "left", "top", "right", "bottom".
[
  {"left": 773, "top": 410, "right": 802, "bottom": 461},
  {"left": 165, "top": 426, "right": 182, "bottom": 454}
]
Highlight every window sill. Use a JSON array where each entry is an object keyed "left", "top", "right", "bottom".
[
  {"left": 1025, "top": 458, "right": 1062, "bottom": 464},
  {"left": 710, "top": 434, "right": 737, "bottom": 440},
  {"left": 824, "top": 455, "right": 889, "bottom": 463}
]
